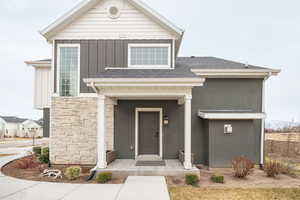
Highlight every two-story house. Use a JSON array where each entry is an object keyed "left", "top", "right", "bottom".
[{"left": 26, "top": 0, "right": 279, "bottom": 173}]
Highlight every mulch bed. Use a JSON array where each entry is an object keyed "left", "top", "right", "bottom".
[{"left": 1, "top": 155, "right": 125, "bottom": 184}]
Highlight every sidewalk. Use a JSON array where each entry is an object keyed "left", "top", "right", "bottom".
[{"left": 0, "top": 148, "right": 170, "bottom": 200}]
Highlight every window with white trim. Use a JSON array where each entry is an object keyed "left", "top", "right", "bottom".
[
  {"left": 128, "top": 44, "right": 171, "bottom": 68},
  {"left": 57, "top": 44, "right": 80, "bottom": 96}
]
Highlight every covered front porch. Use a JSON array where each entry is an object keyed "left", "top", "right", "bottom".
[
  {"left": 84, "top": 77, "right": 205, "bottom": 172},
  {"left": 97, "top": 159, "right": 199, "bottom": 178}
]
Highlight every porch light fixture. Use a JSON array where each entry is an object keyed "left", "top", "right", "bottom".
[{"left": 163, "top": 116, "right": 169, "bottom": 125}]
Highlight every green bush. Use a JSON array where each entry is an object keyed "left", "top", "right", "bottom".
[
  {"left": 65, "top": 166, "right": 82, "bottom": 180},
  {"left": 96, "top": 172, "right": 112, "bottom": 183},
  {"left": 32, "top": 146, "right": 41, "bottom": 156},
  {"left": 185, "top": 174, "right": 199, "bottom": 186},
  {"left": 38, "top": 147, "right": 49, "bottom": 163},
  {"left": 211, "top": 174, "right": 224, "bottom": 183}
]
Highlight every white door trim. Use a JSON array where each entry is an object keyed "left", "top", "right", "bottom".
[{"left": 135, "top": 108, "right": 163, "bottom": 159}]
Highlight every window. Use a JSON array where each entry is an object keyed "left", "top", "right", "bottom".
[
  {"left": 57, "top": 44, "right": 80, "bottom": 96},
  {"left": 128, "top": 44, "right": 171, "bottom": 68}
]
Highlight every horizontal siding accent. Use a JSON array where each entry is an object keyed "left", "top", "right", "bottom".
[
  {"left": 35, "top": 68, "right": 51, "bottom": 109},
  {"left": 52, "top": 0, "right": 176, "bottom": 40}
]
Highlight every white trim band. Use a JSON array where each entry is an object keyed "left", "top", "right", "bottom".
[
  {"left": 191, "top": 68, "right": 281, "bottom": 78},
  {"left": 198, "top": 112, "right": 266, "bottom": 120}
]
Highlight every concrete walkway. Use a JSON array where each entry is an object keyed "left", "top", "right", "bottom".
[
  {"left": 116, "top": 176, "right": 170, "bottom": 200},
  {"left": 0, "top": 148, "right": 170, "bottom": 200}
]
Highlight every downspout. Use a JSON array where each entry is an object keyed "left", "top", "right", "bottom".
[
  {"left": 260, "top": 73, "right": 271, "bottom": 168},
  {"left": 87, "top": 81, "right": 98, "bottom": 181}
]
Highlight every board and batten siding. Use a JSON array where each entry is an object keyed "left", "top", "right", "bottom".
[
  {"left": 54, "top": 39, "right": 173, "bottom": 93},
  {"left": 52, "top": 0, "right": 177, "bottom": 40},
  {"left": 34, "top": 67, "right": 51, "bottom": 109}
]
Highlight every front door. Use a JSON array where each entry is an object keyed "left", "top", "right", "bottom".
[{"left": 138, "top": 112, "right": 159, "bottom": 155}]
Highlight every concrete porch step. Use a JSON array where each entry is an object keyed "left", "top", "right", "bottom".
[{"left": 96, "top": 159, "right": 200, "bottom": 178}]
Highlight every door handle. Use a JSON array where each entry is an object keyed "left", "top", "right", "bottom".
[{"left": 155, "top": 131, "right": 159, "bottom": 137}]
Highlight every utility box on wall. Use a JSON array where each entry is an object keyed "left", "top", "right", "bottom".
[{"left": 224, "top": 124, "right": 233, "bottom": 134}]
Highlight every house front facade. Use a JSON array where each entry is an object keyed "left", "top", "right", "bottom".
[{"left": 26, "top": 0, "right": 279, "bottom": 169}]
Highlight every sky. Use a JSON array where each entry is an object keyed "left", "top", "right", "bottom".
[{"left": 0, "top": 0, "right": 299, "bottom": 122}]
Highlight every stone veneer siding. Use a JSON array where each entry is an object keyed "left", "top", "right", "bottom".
[{"left": 50, "top": 97, "right": 114, "bottom": 165}]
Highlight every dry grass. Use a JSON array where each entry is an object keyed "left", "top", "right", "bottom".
[
  {"left": 0, "top": 154, "right": 16, "bottom": 157},
  {"left": 169, "top": 187, "right": 300, "bottom": 200},
  {"left": 266, "top": 133, "right": 300, "bottom": 142}
]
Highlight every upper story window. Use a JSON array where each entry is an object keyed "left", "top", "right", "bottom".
[
  {"left": 128, "top": 44, "right": 171, "bottom": 68},
  {"left": 57, "top": 44, "right": 80, "bottom": 97}
]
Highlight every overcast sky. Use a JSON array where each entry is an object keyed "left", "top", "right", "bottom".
[{"left": 0, "top": 0, "right": 299, "bottom": 122}]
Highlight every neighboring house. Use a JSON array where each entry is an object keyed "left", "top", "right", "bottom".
[
  {"left": 0, "top": 117, "right": 6, "bottom": 139},
  {"left": 0, "top": 116, "right": 43, "bottom": 138},
  {"left": 0, "top": 116, "right": 27, "bottom": 137},
  {"left": 19, "top": 120, "right": 43, "bottom": 138},
  {"left": 26, "top": 0, "right": 280, "bottom": 168}
]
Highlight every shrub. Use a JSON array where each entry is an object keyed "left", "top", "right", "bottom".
[
  {"left": 211, "top": 174, "right": 224, "bottom": 183},
  {"left": 96, "top": 172, "right": 112, "bottom": 183},
  {"left": 13, "top": 156, "right": 39, "bottom": 169},
  {"left": 32, "top": 146, "right": 41, "bottom": 156},
  {"left": 232, "top": 156, "right": 255, "bottom": 178},
  {"left": 264, "top": 160, "right": 283, "bottom": 177},
  {"left": 38, "top": 147, "right": 49, "bottom": 163},
  {"left": 185, "top": 174, "right": 199, "bottom": 186},
  {"left": 65, "top": 166, "right": 82, "bottom": 180}
]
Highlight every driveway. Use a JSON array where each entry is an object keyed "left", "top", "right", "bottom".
[{"left": 0, "top": 148, "right": 170, "bottom": 200}]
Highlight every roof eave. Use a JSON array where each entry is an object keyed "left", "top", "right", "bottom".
[
  {"left": 25, "top": 60, "right": 51, "bottom": 68},
  {"left": 84, "top": 77, "right": 205, "bottom": 87},
  {"left": 191, "top": 68, "right": 281, "bottom": 78}
]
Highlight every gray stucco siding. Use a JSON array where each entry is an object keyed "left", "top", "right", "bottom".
[
  {"left": 43, "top": 108, "right": 50, "bottom": 138},
  {"left": 208, "top": 120, "right": 256, "bottom": 167},
  {"left": 54, "top": 39, "right": 174, "bottom": 93},
  {"left": 191, "top": 79, "right": 263, "bottom": 165},
  {"left": 112, "top": 79, "right": 263, "bottom": 167},
  {"left": 114, "top": 100, "right": 184, "bottom": 159}
]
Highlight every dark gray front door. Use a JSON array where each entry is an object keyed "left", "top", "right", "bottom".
[{"left": 138, "top": 112, "right": 159, "bottom": 155}]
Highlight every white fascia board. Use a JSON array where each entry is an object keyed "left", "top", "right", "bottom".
[
  {"left": 25, "top": 61, "right": 51, "bottom": 68},
  {"left": 198, "top": 112, "right": 266, "bottom": 120},
  {"left": 40, "top": 0, "right": 183, "bottom": 41},
  {"left": 191, "top": 69, "right": 281, "bottom": 78},
  {"left": 84, "top": 77, "right": 205, "bottom": 87},
  {"left": 128, "top": 0, "right": 184, "bottom": 36},
  {"left": 40, "top": 0, "right": 99, "bottom": 39}
]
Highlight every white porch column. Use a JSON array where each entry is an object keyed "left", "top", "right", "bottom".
[
  {"left": 184, "top": 95, "right": 192, "bottom": 169},
  {"left": 97, "top": 94, "right": 107, "bottom": 169}
]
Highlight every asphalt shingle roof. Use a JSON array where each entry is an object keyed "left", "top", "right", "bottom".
[
  {"left": 0, "top": 116, "right": 27, "bottom": 123},
  {"left": 34, "top": 57, "right": 273, "bottom": 78},
  {"left": 89, "top": 57, "right": 272, "bottom": 78},
  {"left": 176, "top": 57, "right": 270, "bottom": 70}
]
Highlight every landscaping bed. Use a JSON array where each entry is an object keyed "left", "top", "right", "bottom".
[
  {"left": 169, "top": 187, "right": 300, "bottom": 200},
  {"left": 167, "top": 168, "right": 300, "bottom": 188},
  {"left": 1, "top": 155, "right": 125, "bottom": 184}
]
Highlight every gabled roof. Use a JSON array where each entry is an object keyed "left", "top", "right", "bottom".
[
  {"left": 0, "top": 116, "right": 28, "bottom": 124},
  {"left": 40, "top": 0, "right": 184, "bottom": 40}
]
